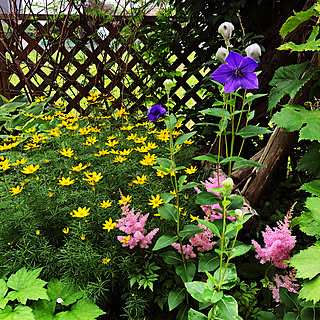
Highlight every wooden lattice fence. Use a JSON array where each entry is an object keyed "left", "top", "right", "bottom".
[{"left": 0, "top": 13, "right": 213, "bottom": 122}]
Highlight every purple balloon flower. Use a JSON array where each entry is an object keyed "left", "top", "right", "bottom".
[
  {"left": 210, "top": 51, "right": 259, "bottom": 93},
  {"left": 147, "top": 104, "right": 167, "bottom": 121}
]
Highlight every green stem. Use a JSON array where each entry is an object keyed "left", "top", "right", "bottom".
[{"left": 217, "top": 196, "right": 227, "bottom": 290}]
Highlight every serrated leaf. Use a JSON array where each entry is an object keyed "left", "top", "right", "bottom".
[
  {"left": 160, "top": 250, "right": 182, "bottom": 265},
  {"left": 174, "top": 131, "right": 197, "bottom": 148},
  {"left": 153, "top": 235, "right": 178, "bottom": 251},
  {"left": 198, "top": 253, "right": 219, "bottom": 272},
  {"left": 300, "top": 180, "right": 320, "bottom": 196},
  {"left": 299, "top": 211, "right": 320, "bottom": 236},
  {"left": 168, "top": 288, "right": 185, "bottom": 311},
  {"left": 272, "top": 106, "right": 320, "bottom": 141},
  {"left": 0, "top": 305, "right": 35, "bottom": 320},
  {"left": 279, "top": 7, "right": 316, "bottom": 38},
  {"left": 299, "top": 275, "right": 320, "bottom": 303},
  {"left": 32, "top": 299, "right": 55, "bottom": 320},
  {"left": 176, "top": 262, "right": 196, "bottom": 282},
  {"left": 279, "top": 26, "right": 320, "bottom": 52},
  {"left": 268, "top": 63, "right": 314, "bottom": 111},
  {"left": 237, "top": 125, "right": 271, "bottom": 138},
  {"left": 297, "top": 142, "right": 320, "bottom": 177},
  {"left": 188, "top": 308, "right": 208, "bottom": 320},
  {"left": 305, "top": 197, "right": 320, "bottom": 221},
  {"left": 289, "top": 247, "right": 320, "bottom": 279},
  {"left": 54, "top": 298, "right": 105, "bottom": 319},
  {"left": 7, "top": 268, "right": 48, "bottom": 305},
  {"left": 46, "top": 279, "right": 83, "bottom": 306}
]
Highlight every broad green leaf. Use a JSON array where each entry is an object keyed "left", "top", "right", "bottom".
[
  {"left": 237, "top": 125, "right": 271, "bottom": 138},
  {"left": 198, "top": 253, "right": 219, "bottom": 272},
  {"left": 300, "top": 180, "right": 320, "bottom": 197},
  {"left": 54, "top": 298, "right": 105, "bottom": 319},
  {"left": 32, "top": 300, "right": 55, "bottom": 320},
  {"left": 164, "top": 113, "right": 177, "bottom": 132},
  {"left": 185, "top": 281, "right": 206, "bottom": 301},
  {"left": 177, "top": 304, "right": 188, "bottom": 320},
  {"left": 156, "top": 158, "right": 172, "bottom": 169},
  {"left": 244, "top": 93, "right": 267, "bottom": 106},
  {"left": 174, "top": 131, "right": 197, "bottom": 148},
  {"left": 46, "top": 279, "right": 83, "bottom": 306},
  {"left": 279, "top": 26, "right": 320, "bottom": 52},
  {"left": 279, "top": 287, "right": 300, "bottom": 309},
  {"left": 197, "top": 219, "right": 220, "bottom": 238},
  {"left": 220, "top": 156, "right": 244, "bottom": 165},
  {"left": 193, "top": 154, "right": 219, "bottom": 163},
  {"left": 305, "top": 197, "right": 320, "bottom": 220},
  {"left": 158, "top": 203, "right": 178, "bottom": 222},
  {"left": 214, "top": 295, "right": 239, "bottom": 319},
  {"left": 195, "top": 192, "right": 221, "bottom": 206},
  {"left": 153, "top": 235, "right": 178, "bottom": 251},
  {"left": 227, "top": 195, "right": 244, "bottom": 210},
  {"left": 272, "top": 106, "right": 320, "bottom": 141},
  {"left": 160, "top": 192, "right": 175, "bottom": 203},
  {"left": 230, "top": 244, "right": 252, "bottom": 259},
  {"left": 179, "top": 225, "right": 204, "bottom": 239},
  {"left": 0, "top": 279, "right": 8, "bottom": 309},
  {"left": 0, "top": 305, "right": 35, "bottom": 320},
  {"left": 180, "top": 182, "right": 201, "bottom": 192},
  {"left": 178, "top": 175, "right": 188, "bottom": 188},
  {"left": 233, "top": 160, "right": 265, "bottom": 171},
  {"left": 256, "top": 311, "right": 277, "bottom": 320},
  {"left": 283, "top": 312, "right": 298, "bottom": 320},
  {"left": 176, "top": 262, "right": 196, "bottom": 282},
  {"left": 7, "top": 268, "right": 48, "bottom": 305},
  {"left": 188, "top": 308, "right": 208, "bottom": 320},
  {"left": 213, "top": 264, "right": 237, "bottom": 290},
  {"left": 299, "top": 211, "right": 320, "bottom": 236},
  {"left": 297, "top": 142, "right": 320, "bottom": 176},
  {"left": 201, "top": 108, "right": 231, "bottom": 119},
  {"left": 289, "top": 246, "right": 320, "bottom": 279},
  {"left": 160, "top": 250, "right": 182, "bottom": 265},
  {"left": 268, "top": 63, "right": 315, "bottom": 111},
  {"left": 168, "top": 288, "right": 185, "bottom": 311},
  {"left": 299, "top": 275, "right": 320, "bottom": 303},
  {"left": 279, "top": 7, "right": 316, "bottom": 38}
]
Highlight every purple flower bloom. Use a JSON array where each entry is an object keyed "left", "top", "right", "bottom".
[
  {"left": 210, "top": 51, "right": 259, "bottom": 93},
  {"left": 147, "top": 105, "right": 166, "bottom": 121}
]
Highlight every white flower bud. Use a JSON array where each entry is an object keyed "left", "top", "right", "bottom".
[
  {"left": 222, "top": 177, "right": 234, "bottom": 190},
  {"left": 216, "top": 47, "right": 228, "bottom": 63},
  {"left": 163, "top": 79, "right": 173, "bottom": 92},
  {"left": 218, "top": 22, "right": 234, "bottom": 39},
  {"left": 56, "top": 298, "right": 64, "bottom": 304},
  {"left": 245, "top": 43, "right": 261, "bottom": 60}
]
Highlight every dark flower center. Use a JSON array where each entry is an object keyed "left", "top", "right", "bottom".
[{"left": 234, "top": 67, "right": 242, "bottom": 78}]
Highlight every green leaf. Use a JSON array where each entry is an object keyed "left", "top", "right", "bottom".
[
  {"left": 256, "top": 311, "right": 277, "bottom": 320},
  {"left": 158, "top": 203, "right": 178, "bottom": 222},
  {"left": 160, "top": 192, "right": 175, "bottom": 203},
  {"left": 156, "top": 158, "right": 172, "bottom": 169},
  {"left": 54, "top": 298, "right": 105, "bottom": 319},
  {"left": 179, "top": 225, "right": 204, "bottom": 239},
  {"left": 46, "top": 279, "right": 83, "bottom": 306},
  {"left": 297, "top": 142, "right": 320, "bottom": 176},
  {"left": 272, "top": 106, "right": 320, "bottom": 141},
  {"left": 32, "top": 300, "right": 55, "bottom": 320},
  {"left": 153, "top": 235, "right": 179, "bottom": 251},
  {"left": 176, "top": 262, "right": 196, "bottom": 282},
  {"left": 214, "top": 295, "right": 239, "bottom": 319},
  {"left": 299, "top": 211, "right": 320, "bottom": 236},
  {"left": 165, "top": 113, "right": 177, "bottom": 132},
  {"left": 305, "top": 197, "right": 320, "bottom": 221},
  {"left": 160, "top": 251, "right": 182, "bottom": 265},
  {"left": 279, "top": 7, "right": 316, "bottom": 38},
  {"left": 180, "top": 182, "right": 201, "bottom": 192},
  {"left": 201, "top": 108, "right": 231, "bottom": 119},
  {"left": 0, "top": 305, "right": 35, "bottom": 320},
  {"left": 185, "top": 281, "right": 206, "bottom": 302},
  {"left": 283, "top": 312, "right": 298, "bottom": 320},
  {"left": 195, "top": 192, "right": 221, "bottom": 206},
  {"left": 230, "top": 244, "right": 252, "bottom": 259},
  {"left": 289, "top": 246, "right": 320, "bottom": 279},
  {"left": 188, "top": 308, "right": 208, "bottom": 320},
  {"left": 300, "top": 180, "right": 320, "bottom": 197},
  {"left": 0, "top": 279, "right": 8, "bottom": 309},
  {"left": 279, "top": 26, "right": 320, "bottom": 52},
  {"left": 198, "top": 254, "right": 219, "bottom": 272},
  {"left": 227, "top": 196, "right": 244, "bottom": 210},
  {"left": 177, "top": 304, "right": 188, "bottom": 320},
  {"left": 232, "top": 160, "right": 265, "bottom": 171},
  {"left": 168, "top": 288, "right": 185, "bottom": 311},
  {"left": 237, "top": 125, "right": 271, "bottom": 138},
  {"left": 197, "top": 219, "right": 220, "bottom": 238},
  {"left": 279, "top": 287, "right": 300, "bottom": 309},
  {"left": 244, "top": 93, "right": 267, "bottom": 106},
  {"left": 220, "top": 156, "right": 244, "bottom": 165},
  {"left": 6, "top": 268, "right": 48, "bottom": 305},
  {"left": 174, "top": 131, "right": 197, "bottom": 148},
  {"left": 268, "top": 63, "right": 315, "bottom": 111},
  {"left": 299, "top": 275, "right": 320, "bottom": 303},
  {"left": 213, "top": 264, "right": 237, "bottom": 290},
  {"left": 193, "top": 154, "right": 219, "bottom": 163}
]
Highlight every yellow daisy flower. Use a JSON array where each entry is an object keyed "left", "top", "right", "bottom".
[
  {"left": 70, "top": 206, "right": 90, "bottom": 218},
  {"left": 57, "top": 176, "right": 75, "bottom": 186},
  {"left": 21, "top": 164, "right": 40, "bottom": 174},
  {"left": 59, "top": 148, "right": 74, "bottom": 158},
  {"left": 148, "top": 194, "right": 164, "bottom": 209},
  {"left": 99, "top": 200, "right": 112, "bottom": 208},
  {"left": 102, "top": 218, "right": 117, "bottom": 232}
]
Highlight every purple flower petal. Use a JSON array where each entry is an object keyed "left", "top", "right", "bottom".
[
  {"left": 239, "top": 56, "right": 258, "bottom": 73},
  {"left": 238, "top": 72, "right": 259, "bottom": 90},
  {"left": 210, "top": 64, "right": 233, "bottom": 83},
  {"left": 225, "top": 51, "right": 243, "bottom": 68},
  {"left": 224, "top": 76, "right": 242, "bottom": 93},
  {"left": 147, "top": 104, "right": 166, "bottom": 121}
]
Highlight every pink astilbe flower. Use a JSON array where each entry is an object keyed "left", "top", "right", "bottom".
[
  {"left": 116, "top": 202, "right": 159, "bottom": 249},
  {"left": 252, "top": 206, "right": 296, "bottom": 268},
  {"left": 171, "top": 243, "right": 196, "bottom": 260},
  {"left": 269, "top": 270, "right": 300, "bottom": 303},
  {"left": 194, "top": 173, "right": 235, "bottom": 222}
]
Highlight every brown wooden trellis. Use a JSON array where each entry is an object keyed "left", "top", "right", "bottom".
[{"left": 0, "top": 13, "right": 213, "bottom": 121}]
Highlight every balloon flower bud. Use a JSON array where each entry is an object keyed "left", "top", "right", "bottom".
[
  {"left": 216, "top": 47, "right": 228, "bottom": 63},
  {"left": 218, "top": 22, "right": 234, "bottom": 39},
  {"left": 222, "top": 177, "right": 234, "bottom": 190},
  {"left": 163, "top": 79, "right": 173, "bottom": 94},
  {"left": 245, "top": 43, "right": 261, "bottom": 60}
]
